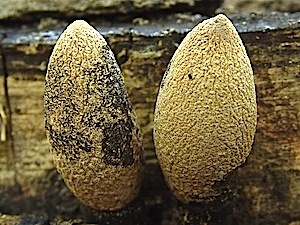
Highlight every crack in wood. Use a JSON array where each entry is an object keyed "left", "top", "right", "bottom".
[{"left": 1, "top": 34, "right": 15, "bottom": 165}]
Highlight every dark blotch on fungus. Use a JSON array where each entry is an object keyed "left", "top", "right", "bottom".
[
  {"left": 44, "top": 20, "right": 143, "bottom": 211},
  {"left": 102, "top": 119, "right": 135, "bottom": 166}
]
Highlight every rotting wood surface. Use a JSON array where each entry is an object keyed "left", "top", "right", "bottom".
[
  {"left": 0, "top": 12, "right": 299, "bottom": 225},
  {"left": 0, "top": 0, "right": 222, "bottom": 23}
]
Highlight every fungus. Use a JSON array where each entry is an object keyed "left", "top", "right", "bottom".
[
  {"left": 44, "top": 20, "right": 143, "bottom": 211},
  {"left": 154, "top": 14, "right": 257, "bottom": 203}
]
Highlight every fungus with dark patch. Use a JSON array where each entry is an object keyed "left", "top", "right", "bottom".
[{"left": 44, "top": 20, "right": 143, "bottom": 211}]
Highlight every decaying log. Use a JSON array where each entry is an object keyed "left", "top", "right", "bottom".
[
  {"left": 0, "top": 0, "right": 221, "bottom": 24},
  {"left": 0, "top": 12, "right": 299, "bottom": 225}
]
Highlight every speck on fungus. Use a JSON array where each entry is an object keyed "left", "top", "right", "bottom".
[
  {"left": 154, "top": 14, "right": 257, "bottom": 203},
  {"left": 44, "top": 20, "right": 143, "bottom": 211}
]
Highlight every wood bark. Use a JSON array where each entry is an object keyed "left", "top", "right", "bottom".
[
  {"left": 0, "top": 0, "right": 221, "bottom": 23},
  {"left": 0, "top": 12, "right": 299, "bottom": 225}
]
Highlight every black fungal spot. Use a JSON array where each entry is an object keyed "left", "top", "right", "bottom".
[
  {"left": 45, "top": 43, "right": 137, "bottom": 166},
  {"left": 84, "top": 49, "right": 133, "bottom": 116},
  {"left": 188, "top": 74, "right": 193, "bottom": 80},
  {"left": 102, "top": 119, "right": 135, "bottom": 167},
  {"left": 81, "top": 44, "right": 135, "bottom": 167},
  {"left": 45, "top": 121, "right": 95, "bottom": 162}
]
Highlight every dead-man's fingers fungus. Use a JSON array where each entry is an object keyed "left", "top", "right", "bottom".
[
  {"left": 44, "top": 20, "right": 143, "bottom": 211},
  {"left": 154, "top": 14, "right": 257, "bottom": 204}
]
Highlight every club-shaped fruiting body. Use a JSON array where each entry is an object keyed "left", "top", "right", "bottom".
[
  {"left": 44, "top": 20, "right": 143, "bottom": 211},
  {"left": 154, "top": 14, "right": 257, "bottom": 203}
]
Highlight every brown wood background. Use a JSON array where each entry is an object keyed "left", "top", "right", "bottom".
[{"left": 0, "top": 3, "right": 299, "bottom": 225}]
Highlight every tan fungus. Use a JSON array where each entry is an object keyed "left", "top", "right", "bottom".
[
  {"left": 154, "top": 14, "right": 257, "bottom": 203},
  {"left": 44, "top": 20, "right": 143, "bottom": 211}
]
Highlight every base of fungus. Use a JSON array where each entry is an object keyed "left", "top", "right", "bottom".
[
  {"left": 80, "top": 197, "right": 147, "bottom": 224},
  {"left": 55, "top": 159, "right": 143, "bottom": 211},
  {"left": 170, "top": 170, "right": 239, "bottom": 224},
  {"left": 168, "top": 165, "right": 238, "bottom": 205},
  {"left": 175, "top": 192, "right": 237, "bottom": 224}
]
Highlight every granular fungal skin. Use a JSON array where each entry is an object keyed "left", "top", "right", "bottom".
[
  {"left": 44, "top": 20, "right": 143, "bottom": 211},
  {"left": 154, "top": 14, "right": 257, "bottom": 203}
]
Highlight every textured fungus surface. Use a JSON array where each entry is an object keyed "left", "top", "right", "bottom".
[
  {"left": 44, "top": 20, "right": 143, "bottom": 211},
  {"left": 154, "top": 14, "right": 257, "bottom": 203}
]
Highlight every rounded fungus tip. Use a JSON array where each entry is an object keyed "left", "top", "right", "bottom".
[
  {"left": 44, "top": 20, "right": 143, "bottom": 211},
  {"left": 154, "top": 14, "right": 257, "bottom": 203}
]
